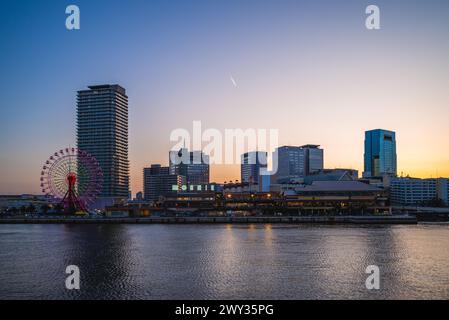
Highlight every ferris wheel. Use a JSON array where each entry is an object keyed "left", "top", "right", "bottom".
[{"left": 40, "top": 147, "right": 103, "bottom": 214}]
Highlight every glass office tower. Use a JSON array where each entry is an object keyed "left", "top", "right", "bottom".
[
  {"left": 302, "top": 144, "right": 324, "bottom": 174},
  {"left": 275, "top": 146, "right": 306, "bottom": 180},
  {"left": 363, "top": 129, "right": 397, "bottom": 178}
]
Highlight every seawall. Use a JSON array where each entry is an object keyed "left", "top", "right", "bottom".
[{"left": 0, "top": 215, "right": 417, "bottom": 225}]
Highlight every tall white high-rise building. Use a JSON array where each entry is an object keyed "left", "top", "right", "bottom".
[{"left": 77, "top": 85, "right": 129, "bottom": 203}]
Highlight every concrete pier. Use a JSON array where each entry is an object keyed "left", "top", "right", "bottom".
[{"left": 0, "top": 215, "right": 418, "bottom": 225}]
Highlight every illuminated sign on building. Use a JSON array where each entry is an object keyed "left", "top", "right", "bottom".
[{"left": 172, "top": 184, "right": 216, "bottom": 192}]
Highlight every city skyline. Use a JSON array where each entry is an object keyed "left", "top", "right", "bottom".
[
  {"left": 2, "top": 0, "right": 449, "bottom": 306},
  {"left": 1, "top": 0, "right": 449, "bottom": 195},
  {"left": 1, "top": 77, "right": 448, "bottom": 196}
]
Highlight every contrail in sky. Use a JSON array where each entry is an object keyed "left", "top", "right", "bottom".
[{"left": 230, "top": 75, "right": 238, "bottom": 88}]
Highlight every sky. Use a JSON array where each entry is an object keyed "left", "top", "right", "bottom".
[{"left": 1, "top": 0, "right": 449, "bottom": 195}]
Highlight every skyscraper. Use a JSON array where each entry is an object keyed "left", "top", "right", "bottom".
[
  {"left": 169, "top": 148, "right": 209, "bottom": 186},
  {"left": 274, "top": 145, "right": 324, "bottom": 181},
  {"left": 275, "top": 146, "right": 305, "bottom": 181},
  {"left": 301, "top": 144, "right": 324, "bottom": 174},
  {"left": 241, "top": 151, "right": 268, "bottom": 184},
  {"left": 363, "top": 129, "right": 397, "bottom": 178},
  {"left": 77, "top": 85, "right": 129, "bottom": 203},
  {"left": 143, "top": 164, "right": 185, "bottom": 201}
]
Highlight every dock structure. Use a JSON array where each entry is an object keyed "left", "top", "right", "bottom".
[
  {"left": 105, "top": 187, "right": 391, "bottom": 218},
  {"left": 0, "top": 215, "right": 417, "bottom": 225}
]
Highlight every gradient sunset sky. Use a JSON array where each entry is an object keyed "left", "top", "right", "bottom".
[{"left": 1, "top": 0, "right": 449, "bottom": 195}]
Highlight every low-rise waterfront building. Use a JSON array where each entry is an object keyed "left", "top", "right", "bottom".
[
  {"left": 390, "top": 177, "right": 449, "bottom": 206},
  {"left": 282, "top": 180, "right": 389, "bottom": 215},
  {"left": 0, "top": 194, "right": 50, "bottom": 214},
  {"left": 304, "top": 168, "right": 358, "bottom": 184},
  {"left": 223, "top": 181, "right": 260, "bottom": 193}
]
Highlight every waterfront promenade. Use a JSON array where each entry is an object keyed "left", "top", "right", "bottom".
[{"left": 0, "top": 215, "right": 417, "bottom": 224}]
